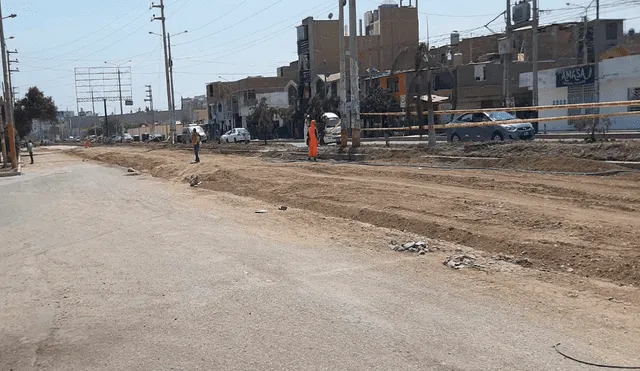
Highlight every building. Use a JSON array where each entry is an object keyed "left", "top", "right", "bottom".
[
  {"left": 206, "top": 76, "right": 295, "bottom": 133},
  {"left": 519, "top": 54, "right": 640, "bottom": 131},
  {"left": 295, "top": 3, "right": 419, "bottom": 102},
  {"left": 180, "top": 95, "right": 207, "bottom": 124},
  {"left": 427, "top": 19, "right": 636, "bottom": 111}
]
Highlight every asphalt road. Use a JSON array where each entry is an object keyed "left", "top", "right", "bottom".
[{"left": 1, "top": 152, "right": 638, "bottom": 370}]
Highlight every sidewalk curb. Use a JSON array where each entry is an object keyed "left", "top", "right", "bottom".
[{"left": 0, "top": 163, "right": 22, "bottom": 177}]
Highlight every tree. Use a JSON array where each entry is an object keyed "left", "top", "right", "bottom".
[
  {"left": 248, "top": 98, "right": 278, "bottom": 144},
  {"left": 361, "top": 86, "right": 401, "bottom": 138},
  {"left": 14, "top": 87, "right": 57, "bottom": 138},
  {"left": 323, "top": 95, "right": 340, "bottom": 114}
]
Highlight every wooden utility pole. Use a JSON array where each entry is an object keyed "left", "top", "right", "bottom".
[
  {"left": 152, "top": 0, "right": 174, "bottom": 143},
  {"left": 0, "top": 2, "right": 17, "bottom": 168}
]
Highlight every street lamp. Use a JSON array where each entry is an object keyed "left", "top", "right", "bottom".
[
  {"left": 104, "top": 60, "right": 131, "bottom": 138},
  {"left": 149, "top": 30, "right": 187, "bottom": 123},
  {"left": 2, "top": 14, "right": 16, "bottom": 20}
]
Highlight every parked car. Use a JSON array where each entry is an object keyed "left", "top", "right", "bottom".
[
  {"left": 221, "top": 128, "right": 251, "bottom": 143},
  {"left": 446, "top": 111, "right": 535, "bottom": 142},
  {"left": 148, "top": 133, "right": 164, "bottom": 142},
  {"left": 181, "top": 125, "right": 208, "bottom": 144},
  {"left": 123, "top": 133, "right": 133, "bottom": 142}
]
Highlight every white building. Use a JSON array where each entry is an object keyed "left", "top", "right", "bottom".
[{"left": 520, "top": 54, "right": 640, "bottom": 131}]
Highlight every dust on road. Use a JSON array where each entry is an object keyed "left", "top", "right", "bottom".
[{"left": 70, "top": 145, "right": 640, "bottom": 287}]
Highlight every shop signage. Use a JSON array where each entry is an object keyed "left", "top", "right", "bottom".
[{"left": 556, "top": 65, "right": 595, "bottom": 87}]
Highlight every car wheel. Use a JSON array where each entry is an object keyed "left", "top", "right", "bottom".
[
  {"left": 491, "top": 132, "right": 504, "bottom": 141},
  {"left": 226, "top": 138, "right": 229, "bottom": 143},
  {"left": 234, "top": 137, "right": 237, "bottom": 143},
  {"left": 451, "top": 133, "right": 461, "bottom": 142}
]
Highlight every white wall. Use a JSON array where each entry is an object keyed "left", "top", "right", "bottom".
[
  {"left": 599, "top": 55, "right": 640, "bottom": 130},
  {"left": 520, "top": 55, "right": 640, "bottom": 131}
]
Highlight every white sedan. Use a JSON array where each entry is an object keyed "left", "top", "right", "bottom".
[{"left": 221, "top": 128, "right": 251, "bottom": 143}]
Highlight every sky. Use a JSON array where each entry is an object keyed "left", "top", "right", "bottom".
[{"left": 4, "top": 0, "right": 640, "bottom": 114}]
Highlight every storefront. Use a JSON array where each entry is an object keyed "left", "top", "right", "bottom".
[{"left": 519, "top": 55, "right": 640, "bottom": 131}]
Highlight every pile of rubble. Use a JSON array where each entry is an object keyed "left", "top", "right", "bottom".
[
  {"left": 443, "top": 253, "right": 478, "bottom": 269},
  {"left": 391, "top": 241, "right": 430, "bottom": 255}
]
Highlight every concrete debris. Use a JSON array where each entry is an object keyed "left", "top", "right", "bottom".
[
  {"left": 392, "top": 241, "right": 431, "bottom": 254},
  {"left": 255, "top": 210, "right": 268, "bottom": 214},
  {"left": 127, "top": 167, "right": 136, "bottom": 173},
  {"left": 189, "top": 174, "right": 201, "bottom": 187},
  {"left": 278, "top": 206, "right": 288, "bottom": 211},
  {"left": 443, "top": 254, "right": 477, "bottom": 269}
]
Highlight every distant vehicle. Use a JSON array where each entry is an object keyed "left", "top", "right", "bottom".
[
  {"left": 123, "top": 133, "right": 133, "bottom": 142},
  {"left": 322, "top": 112, "right": 342, "bottom": 145},
  {"left": 148, "top": 133, "right": 163, "bottom": 142},
  {"left": 446, "top": 111, "right": 535, "bottom": 142},
  {"left": 181, "top": 125, "right": 208, "bottom": 144},
  {"left": 221, "top": 128, "right": 251, "bottom": 143}
]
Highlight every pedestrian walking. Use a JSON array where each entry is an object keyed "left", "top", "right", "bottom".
[
  {"left": 192, "top": 128, "right": 201, "bottom": 163},
  {"left": 27, "top": 140, "right": 34, "bottom": 164},
  {"left": 308, "top": 119, "right": 319, "bottom": 162}
]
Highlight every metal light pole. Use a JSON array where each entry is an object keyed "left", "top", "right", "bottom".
[
  {"left": 150, "top": 30, "right": 187, "bottom": 141},
  {"left": 151, "top": 0, "right": 174, "bottom": 143},
  {"left": 0, "top": 8, "right": 17, "bottom": 168},
  {"left": 532, "top": 0, "right": 539, "bottom": 108},
  {"left": 338, "top": 0, "right": 347, "bottom": 148}
]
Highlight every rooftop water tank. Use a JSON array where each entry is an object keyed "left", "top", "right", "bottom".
[{"left": 451, "top": 31, "right": 460, "bottom": 45}]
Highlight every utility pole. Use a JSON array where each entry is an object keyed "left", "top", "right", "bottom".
[
  {"left": 0, "top": 5, "right": 18, "bottom": 169},
  {"left": 503, "top": 0, "right": 513, "bottom": 107},
  {"left": 582, "top": 16, "right": 588, "bottom": 65},
  {"left": 339, "top": 0, "right": 347, "bottom": 148},
  {"left": 90, "top": 89, "right": 96, "bottom": 119},
  {"left": 145, "top": 85, "right": 155, "bottom": 124},
  {"left": 103, "top": 98, "right": 108, "bottom": 137},
  {"left": 7, "top": 49, "right": 17, "bottom": 102},
  {"left": 152, "top": 0, "right": 174, "bottom": 143},
  {"left": 348, "top": 0, "right": 361, "bottom": 147},
  {"left": 532, "top": 0, "right": 539, "bottom": 109},
  {"left": 117, "top": 67, "right": 124, "bottom": 136},
  {"left": 168, "top": 33, "right": 176, "bottom": 126}
]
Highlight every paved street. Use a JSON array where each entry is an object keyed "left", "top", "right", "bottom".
[{"left": 1, "top": 151, "right": 639, "bottom": 370}]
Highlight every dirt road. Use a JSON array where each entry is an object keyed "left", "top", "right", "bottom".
[
  {"left": 2, "top": 150, "right": 640, "bottom": 370},
  {"left": 71, "top": 146, "right": 640, "bottom": 288}
]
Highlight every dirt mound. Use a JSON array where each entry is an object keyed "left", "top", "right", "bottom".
[{"left": 69, "top": 146, "right": 640, "bottom": 287}]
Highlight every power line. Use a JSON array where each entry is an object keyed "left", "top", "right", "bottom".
[{"left": 173, "top": 0, "right": 287, "bottom": 46}]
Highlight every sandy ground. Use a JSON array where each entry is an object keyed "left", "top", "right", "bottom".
[
  {"left": 69, "top": 146, "right": 640, "bottom": 288},
  {"left": 2, "top": 150, "right": 640, "bottom": 370}
]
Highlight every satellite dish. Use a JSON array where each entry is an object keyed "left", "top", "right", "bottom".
[{"left": 328, "top": 12, "right": 334, "bottom": 20}]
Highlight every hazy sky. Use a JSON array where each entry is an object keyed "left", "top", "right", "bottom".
[{"left": 5, "top": 0, "right": 639, "bottom": 113}]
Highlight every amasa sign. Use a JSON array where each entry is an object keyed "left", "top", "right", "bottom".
[{"left": 556, "top": 65, "right": 595, "bottom": 87}]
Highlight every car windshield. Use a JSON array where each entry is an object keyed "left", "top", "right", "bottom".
[{"left": 488, "top": 111, "right": 516, "bottom": 121}]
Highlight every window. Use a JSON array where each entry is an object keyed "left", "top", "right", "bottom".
[
  {"left": 629, "top": 88, "right": 640, "bottom": 112},
  {"left": 606, "top": 22, "right": 618, "bottom": 41},
  {"left": 472, "top": 113, "right": 489, "bottom": 122},
  {"left": 458, "top": 114, "right": 473, "bottom": 122},
  {"left": 474, "top": 65, "right": 486, "bottom": 82},
  {"left": 245, "top": 90, "right": 257, "bottom": 105},
  {"left": 387, "top": 77, "right": 400, "bottom": 93},
  {"left": 207, "top": 84, "right": 214, "bottom": 97}
]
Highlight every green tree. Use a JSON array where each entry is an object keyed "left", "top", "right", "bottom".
[
  {"left": 360, "top": 86, "right": 401, "bottom": 114},
  {"left": 14, "top": 87, "right": 57, "bottom": 138},
  {"left": 248, "top": 98, "right": 278, "bottom": 144}
]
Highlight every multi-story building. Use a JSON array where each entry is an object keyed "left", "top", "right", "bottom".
[
  {"left": 295, "top": 3, "right": 419, "bottom": 102},
  {"left": 180, "top": 95, "right": 208, "bottom": 124},
  {"left": 206, "top": 76, "right": 296, "bottom": 133}
]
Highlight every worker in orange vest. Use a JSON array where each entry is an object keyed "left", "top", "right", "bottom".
[{"left": 308, "top": 120, "right": 319, "bottom": 162}]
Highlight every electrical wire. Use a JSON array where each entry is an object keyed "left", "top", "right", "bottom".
[
  {"left": 174, "top": 0, "right": 286, "bottom": 46},
  {"left": 553, "top": 343, "right": 640, "bottom": 369}
]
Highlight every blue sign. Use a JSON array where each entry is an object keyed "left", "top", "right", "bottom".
[{"left": 556, "top": 65, "right": 595, "bottom": 87}]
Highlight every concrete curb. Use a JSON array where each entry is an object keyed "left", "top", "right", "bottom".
[{"left": 0, "top": 164, "right": 21, "bottom": 177}]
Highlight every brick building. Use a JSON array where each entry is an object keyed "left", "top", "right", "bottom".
[
  {"left": 295, "top": 3, "right": 419, "bottom": 101},
  {"left": 206, "top": 76, "right": 295, "bottom": 132}
]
